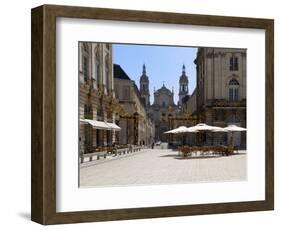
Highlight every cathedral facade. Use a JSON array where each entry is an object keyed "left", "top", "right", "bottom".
[{"left": 140, "top": 65, "right": 190, "bottom": 142}]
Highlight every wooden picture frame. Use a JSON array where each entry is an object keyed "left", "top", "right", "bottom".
[{"left": 31, "top": 4, "right": 274, "bottom": 225}]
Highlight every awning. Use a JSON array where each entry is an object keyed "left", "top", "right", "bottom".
[
  {"left": 80, "top": 118, "right": 121, "bottom": 131},
  {"left": 79, "top": 118, "right": 88, "bottom": 124},
  {"left": 106, "top": 122, "right": 121, "bottom": 131},
  {"left": 80, "top": 119, "right": 110, "bottom": 130}
]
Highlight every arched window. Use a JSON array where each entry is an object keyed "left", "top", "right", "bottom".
[{"left": 229, "top": 79, "right": 239, "bottom": 102}]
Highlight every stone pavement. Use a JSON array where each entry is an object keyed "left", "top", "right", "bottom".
[{"left": 80, "top": 148, "right": 247, "bottom": 187}]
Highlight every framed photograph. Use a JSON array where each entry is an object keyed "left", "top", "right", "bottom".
[{"left": 31, "top": 4, "right": 274, "bottom": 225}]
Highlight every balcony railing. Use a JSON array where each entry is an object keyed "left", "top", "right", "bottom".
[{"left": 206, "top": 99, "right": 246, "bottom": 107}]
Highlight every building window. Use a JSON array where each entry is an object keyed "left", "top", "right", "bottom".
[
  {"left": 95, "top": 47, "right": 101, "bottom": 86},
  {"left": 162, "top": 101, "right": 166, "bottom": 107},
  {"left": 215, "top": 110, "right": 225, "bottom": 121},
  {"left": 230, "top": 55, "right": 238, "bottom": 71},
  {"left": 107, "top": 110, "right": 113, "bottom": 123},
  {"left": 228, "top": 112, "right": 240, "bottom": 123},
  {"left": 97, "top": 105, "right": 103, "bottom": 121},
  {"left": 105, "top": 67, "right": 110, "bottom": 92},
  {"left": 82, "top": 44, "right": 89, "bottom": 81},
  {"left": 84, "top": 103, "right": 93, "bottom": 119},
  {"left": 229, "top": 79, "right": 239, "bottom": 102},
  {"left": 105, "top": 55, "right": 110, "bottom": 92},
  {"left": 123, "top": 86, "right": 130, "bottom": 100},
  {"left": 83, "top": 56, "right": 89, "bottom": 81}
]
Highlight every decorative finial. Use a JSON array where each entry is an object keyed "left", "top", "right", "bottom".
[
  {"left": 163, "top": 81, "right": 165, "bottom": 86},
  {"left": 182, "top": 64, "right": 186, "bottom": 74},
  {"left": 172, "top": 86, "right": 174, "bottom": 93},
  {"left": 154, "top": 87, "right": 156, "bottom": 92},
  {"left": 142, "top": 64, "right": 146, "bottom": 75}
]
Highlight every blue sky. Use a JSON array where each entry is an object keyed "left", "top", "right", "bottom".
[{"left": 113, "top": 44, "right": 197, "bottom": 104}]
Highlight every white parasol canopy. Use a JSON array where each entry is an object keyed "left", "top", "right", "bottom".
[
  {"left": 165, "top": 126, "right": 200, "bottom": 134},
  {"left": 164, "top": 126, "right": 191, "bottom": 134},
  {"left": 223, "top": 125, "right": 246, "bottom": 146},
  {"left": 223, "top": 124, "right": 247, "bottom": 132},
  {"left": 187, "top": 123, "right": 225, "bottom": 132}
]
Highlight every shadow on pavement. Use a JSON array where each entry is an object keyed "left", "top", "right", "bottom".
[{"left": 159, "top": 154, "right": 225, "bottom": 160}]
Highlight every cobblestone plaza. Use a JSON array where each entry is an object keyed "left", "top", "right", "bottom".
[{"left": 80, "top": 148, "right": 246, "bottom": 187}]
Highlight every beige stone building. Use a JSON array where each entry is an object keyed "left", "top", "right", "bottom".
[
  {"left": 79, "top": 42, "right": 120, "bottom": 154},
  {"left": 193, "top": 47, "right": 247, "bottom": 148},
  {"left": 114, "top": 64, "right": 155, "bottom": 146},
  {"left": 178, "top": 65, "right": 189, "bottom": 106},
  {"left": 182, "top": 89, "right": 197, "bottom": 116},
  {"left": 139, "top": 65, "right": 193, "bottom": 143},
  {"left": 147, "top": 84, "right": 179, "bottom": 142}
]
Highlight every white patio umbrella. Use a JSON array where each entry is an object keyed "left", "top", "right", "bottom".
[
  {"left": 223, "top": 125, "right": 247, "bottom": 132},
  {"left": 164, "top": 126, "right": 198, "bottom": 146},
  {"left": 164, "top": 129, "right": 175, "bottom": 134},
  {"left": 165, "top": 126, "right": 187, "bottom": 134},
  {"left": 165, "top": 126, "right": 199, "bottom": 134},
  {"left": 188, "top": 123, "right": 225, "bottom": 132},
  {"left": 187, "top": 123, "right": 226, "bottom": 145},
  {"left": 223, "top": 125, "right": 247, "bottom": 146}
]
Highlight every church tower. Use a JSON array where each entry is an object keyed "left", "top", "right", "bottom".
[
  {"left": 178, "top": 64, "right": 189, "bottom": 106},
  {"left": 139, "top": 64, "right": 150, "bottom": 106}
]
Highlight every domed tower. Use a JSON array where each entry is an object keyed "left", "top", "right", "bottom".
[
  {"left": 178, "top": 64, "right": 189, "bottom": 106},
  {"left": 139, "top": 64, "right": 150, "bottom": 106}
]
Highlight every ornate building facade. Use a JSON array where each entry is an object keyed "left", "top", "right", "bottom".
[
  {"left": 193, "top": 47, "right": 247, "bottom": 148},
  {"left": 79, "top": 42, "right": 120, "bottom": 154},
  {"left": 148, "top": 84, "right": 179, "bottom": 142},
  {"left": 178, "top": 65, "right": 189, "bottom": 106},
  {"left": 114, "top": 64, "right": 155, "bottom": 146},
  {"left": 139, "top": 64, "right": 150, "bottom": 107},
  {"left": 140, "top": 65, "right": 192, "bottom": 142}
]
